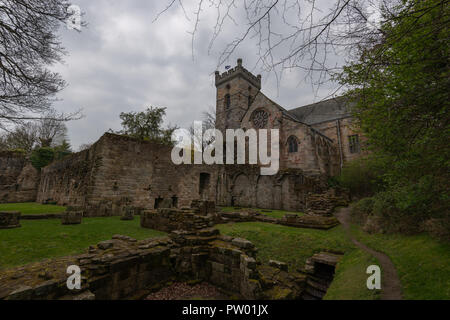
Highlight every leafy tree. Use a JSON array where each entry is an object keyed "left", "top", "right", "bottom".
[
  {"left": 53, "top": 139, "right": 72, "bottom": 160},
  {"left": 338, "top": 0, "right": 449, "bottom": 229},
  {"left": 337, "top": 156, "right": 386, "bottom": 198},
  {"left": 117, "top": 106, "right": 177, "bottom": 144},
  {"left": 30, "top": 147, "right": 55, "bottom": 170}
]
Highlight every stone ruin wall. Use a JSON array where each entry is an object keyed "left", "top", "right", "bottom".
[
  {"left": 31, "top": 131, "right": 340, "bottom": 215},
  {"left": 0, "top": 229, "right": 306, "bottom": 300},
  {"left": 216, "top": 164, "right": 330, "bottom": 212},
  {"left": 312, "top": 117, "right": 368, "bottom": 165},
  {"left": 0, "top": 198, "right": 342, "bottom": 300},
  {"left": 36, "top": 144, "right": 101, "bottom": 207},
  {"left": 140, "top": 201, "right": 217, "bottom": 232},
  {"left": 280, "top": 116, "right": 341, "bottom": 177},
  {"left": 0, "top": 151, "right": 39, "bottom": 203},
  {"left": 37, "top": 133, "right": 218, "bottom": 216}
]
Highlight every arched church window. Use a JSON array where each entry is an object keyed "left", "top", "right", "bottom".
[
  {"left": 251, "top": 109, "right": 269, "bottom": 128},
  {"left": 225, "top": 94, "right": 231, "bottom": 109},
  {"left": 287, "top": 136, "right": 299, "bottom": 153}
]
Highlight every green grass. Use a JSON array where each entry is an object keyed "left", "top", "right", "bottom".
[
  {"left": 324, "top": 248, "right": 381, "bottom": 300},
  {"left": 350, "top": 226, "right": 450, "bottom": 300},
  {"left": 0, "top": 202, "right": 66, "bottom": 214},
  {"left": 217, "top": 222, "right": 386, "bottom": 300},
  {"left": 0, "top": 217, "right": 166, "bottom": 270},
  {"left": 217, "top": 222, "right": 354, "bottom": 269},
  {"left": 218, "top": 206, "right": 304, "bottom": 219}
]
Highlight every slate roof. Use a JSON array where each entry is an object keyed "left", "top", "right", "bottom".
[{"left": 288, "top": 96, "right": 354, "bottom": 125}]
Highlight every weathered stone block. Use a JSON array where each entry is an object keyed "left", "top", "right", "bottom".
[
  {"left": 120, "top": 206, "right": 134, "bottom": 220},
  {"left": 4, "top": 285, "right": 33, "bottom": 300},
  {"left": 97, "top": 240, "right": 114, "bottom": 250},
  {"left": 66, "top": 206, "right": 84, "bottom": 212},
  {"left": 69, "top": 290, "right": 95, "bottom": 300},
  {"left": 0, "top": 211, "right": 21, "bottom": 229},
  {"left": 269, "top": 260, "right": 288, "bottom": 271},
  {"left": 232, "top": 237, "right": 254, "bottom": 249},
  {"left": 61, "top": 211, "right": 82, "bottom": 225}
]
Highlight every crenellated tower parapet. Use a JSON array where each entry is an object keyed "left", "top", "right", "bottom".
[{"left": 215, "top": 58, "right": 261, "bottom": 89}]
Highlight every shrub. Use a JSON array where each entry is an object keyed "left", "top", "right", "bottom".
[
  {"left": 9, "top": 148, "right": 27, "bottom": 155},
  {"left": 357, "top": 177, "right": 449, "bottom": 236},
  {"left": 337, "top": 157, "right": 384, "bottom": 198},
  {"left": 30, "top": 147, "right": 54, "bottom": 170},
  {"left": 422, "top": 218, "right": 450, "bottom": 243},
  {"left": 350, "top": 197, "right": 375, "bottom": 225}
]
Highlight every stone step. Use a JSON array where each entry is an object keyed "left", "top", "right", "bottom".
[{"left": 304, "top": 285, "right": 326, "bottom": 299}]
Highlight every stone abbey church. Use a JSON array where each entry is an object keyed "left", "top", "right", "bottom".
[{"left": 0, "top": 59, "right": 364, "bottom": 214}]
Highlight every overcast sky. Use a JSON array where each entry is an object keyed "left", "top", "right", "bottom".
[{"left": 53, "top": 0, "right": 343, "bottom": 150}]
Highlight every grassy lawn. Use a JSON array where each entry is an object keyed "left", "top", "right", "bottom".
[
  {"left": 217, "top": 222, "right": 387, "bottom": 300},
  {"left": 0, "top": 217, "right": 166, "bottom": 270},
  {"left": 217, "top": 222, "right": 353, "bottom": 269},
  {"left": 324, "top": 248, "right": 381, "bottom": 300},
  {"left": 0, "top": 202, "right": 66, "bottom": 214},
  {"left": 218, "top": 206, "right": 304, "bottom": 219},
  {"left": 350, "top": 226, "right": 450, "bottom": 300}
]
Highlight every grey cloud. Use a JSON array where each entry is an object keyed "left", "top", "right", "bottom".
[{"left": 52, "top": 0, "right": 340, "bottom": 150}]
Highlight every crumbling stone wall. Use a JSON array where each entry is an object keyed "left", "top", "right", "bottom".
[
  {"left": 0, "top": 228, "right": 305, "bottom": 300},
  {"left": 37, "top": 133, "right": 218, "bottom": 217},
  {"left": 219, "top": 210, "right": 339, "bottom": 230},
  {"left": 216, "top": 165, "right": 329, "bottom": 212},
  {"left": 0, "top": 152, "right": 39, "bottom": 203},
  {"left": 141, "top": 208, "right": 216, "bottom": 232},
  {"left": 36, "top": 146, "right": 100, "bottom": 207},
  {"left": 0, "top": 211, "right": 21, "bottom": 229},
  {"left": 141, "top": 200, "right": 217, "bottom": 232},
  {"left": 303, "top": 252, "right": 342, "bottom": 300},
  {"left": 36, "top": 130, "right": 340, "bottom": 215},
  {"left": 305, "top": 189, "right": 350, "bottom": 216}
]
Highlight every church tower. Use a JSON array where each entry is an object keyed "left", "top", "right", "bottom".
[{"left": 214, "top": 59, "right": 261, "bottom": 133}]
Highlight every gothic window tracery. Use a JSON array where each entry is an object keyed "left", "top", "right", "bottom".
[
  {"left": 287, "top": 136, "right": 299, "bottom": 153},
  {"left": 251, "top": 109, "right": 269, "bottom": 128}
]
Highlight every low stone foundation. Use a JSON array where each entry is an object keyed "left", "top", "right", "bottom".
[
  {"left": 20, "top": 213, "right": 63, "bottom": 220},
  {"left": 305, "top": 189, "right": 349, "bottom": 216},
  {"left": 0, "top": 228, "right": 306, "bottom": 300},
  {"left": 61, "top": 211, "right": 82, "bottom": 225},
  {"left": 219, "top": 210, "right": 339, "bottom": 230},
  {"left": 302, "top": 252, "right": 342, "bottom": 300},
  {"left": 141, "top": 201, "right": 217, "bottom": 232},
  {"left": 120, "top": 206, "right": 134, "bottom": 221},
  {"left": 279, "top": 214, "right": 339, "bottom": 230},
  {"left": 0, "top": 211, "right": 21, "bottom": 229}
]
